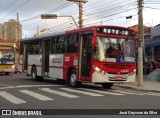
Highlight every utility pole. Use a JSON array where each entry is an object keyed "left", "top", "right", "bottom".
[
  {"left": 138, "top": 0, "right": 144, "bottom": 86},
  {"left": 67, "top": 0, "right": 88, "bottom": 28},
  {"left": 17, "top": 13, "right": 20, "bottom": 64},
  {"left": 79, "top": 0, "right": 83, "bottom": 28}
]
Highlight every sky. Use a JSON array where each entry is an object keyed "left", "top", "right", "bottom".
[{"left": 0, "top": 0, "right": 160, "bottom": 38}]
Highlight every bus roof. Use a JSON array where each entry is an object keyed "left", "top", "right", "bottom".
[
  {"left": 22, "top": 31, "right": 65, "bottom": 42},
  {"left": 65, "top": 25, "right": 134, "bottom": 34},
  {"left": 21, "top": 25, "right": 135, "bottom": 42}
]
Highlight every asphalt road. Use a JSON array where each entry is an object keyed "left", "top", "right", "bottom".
[{"left": 0, "top": 73, "right": 160, "bottom": 118}]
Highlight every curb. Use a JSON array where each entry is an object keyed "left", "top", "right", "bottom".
[{"left": 114, "top": 84, "right": 160, "bottom": 93}]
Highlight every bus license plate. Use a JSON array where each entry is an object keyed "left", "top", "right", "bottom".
[{"left": 115, "top": 76, "right": 122, "bottom": 80}]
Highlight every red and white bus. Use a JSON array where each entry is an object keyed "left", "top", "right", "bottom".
[{"left": 18, "top": 26, "right": 136, "bottom": 88}]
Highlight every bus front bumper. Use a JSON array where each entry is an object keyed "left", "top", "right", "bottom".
[
  {"left": 0, "top": 65, "right": 15, "bottom": 73},
  {"left": 92, "top": 71, "right": 136, "bottom": 83}
]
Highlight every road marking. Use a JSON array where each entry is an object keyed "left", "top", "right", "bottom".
[
  {"left": 79, "top": 88, "right": 125, "bottom": 95},
  {"left": 16, "top": 85, "right": 60, "bottom": 88},
  {"left": 109, "top": 89, "right": 147, "bottom": 95},
  {"left": 19, "top": 90, "right": 54, "bottom": 101},
  {"left": 0, "top": 85, "right": 61, "bottom": 90},
  {"left": 40, "top": 88, "right": 79, "bottom": 98},
  {"left": 114, "top": 89, "right": 160, "bottom": 96},
  {"left": 0, "top": 91, "right": 26, "bottom": 104},
  {"left": 1, "top": 84, "right": 13, "bottom": 87},
  {"left": 147, "top": 93, "right": 160, "bottom": 96},
  {"left": 60, "top": 88, "right": 103, "bottom": 96},
  {"left": 118, "top": 89, "right": 146, "bottom": 94}
]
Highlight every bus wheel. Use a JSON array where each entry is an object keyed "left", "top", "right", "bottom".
[
  {"left": 5, "top": 72, "right": 9, "bottom": 75},
  {"left": 68, "top": 70, "right": 81, "bottom": 87},
  {"left": 31, "top": 66, "right": 37, "bottom": 80},
  {"left": 101, "top": 83, "right": 113, "bottom": 89}
]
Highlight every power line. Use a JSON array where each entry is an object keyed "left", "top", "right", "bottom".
[
  {"left": 20, "top": 2, "right": 74, "bottom": 22},
  {"left": 84, "top": 2, "right": 136, "bottom": 17},
  {"left": 0, "top": 0, "right": 30, "bottom": 21},
  {"left": 144, "top": 6, "right": 160, "bottom": 10},
  {"left": 0, "top": 0, "right": 19, "bottom": 15},
  {"left": 21, "top": 0, "right": 134, "bottom": 25},
  {"left": 83, "top": 0, "right": 136, "bottom": 14},
  {"left": 21, "top": 0, "right": 138, "bottom": 37},
  {"left": 83, "top": 8, "right": 136, "bottom": 25},
  {"left": 23, "top": 18, "right": 75, "bottom": 37},
  {"left": 22, "top": 0, "right": 135, "bottom": 28},
  {"left": 21, "top": 0, "right": 134, "bottom": 24}
]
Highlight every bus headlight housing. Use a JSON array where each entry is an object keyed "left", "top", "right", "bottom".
[
  {"left": 93, "top": 65, "right": 106, "bottom": 75},
  {"left": 129, "top": 69, "right": 136, "bottom": 75},
  {"left": 12, "top": 65, "right": 15, "bottom": 69}
]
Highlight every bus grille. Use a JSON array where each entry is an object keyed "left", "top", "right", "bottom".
[{"left": 103, "top": 63, "right": 133, "bottom": 69}]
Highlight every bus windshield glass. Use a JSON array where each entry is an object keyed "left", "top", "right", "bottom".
[
  {"left": 94, "top": 37, "right": 135, "bottom": 63},
  {"left": 0, "top": 46, "right": 14, "bottom": 64}
]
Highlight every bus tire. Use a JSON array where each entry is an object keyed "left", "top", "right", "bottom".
[
  {"left": 68, "top": 70, "right": 81, "bottom": 87},
  {"left": 101, "top": 83, "right": 113, "bottom": 89},
  {"left": 5, "top": 72, "right": 9, "bottom": 75},
  {"left": 31, "top": 66, "right": 38, "bottom": 80}
]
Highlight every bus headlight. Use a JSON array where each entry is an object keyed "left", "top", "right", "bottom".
[
  {"left": 93, "top": 65, "right": 106, "bottom": 75},
  {"left": 129, "top": 69, "right": 136, "bottom": 75},
  {"left": 12, "top": 65, "right": 15, "bottom": 68}
]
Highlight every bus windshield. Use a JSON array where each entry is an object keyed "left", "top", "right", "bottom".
[
  {"left": 0, "top": 47, "right": 14, "bottom": 64},
  {"left": 94, "top": 37, "right": 135, "bottom": 63}
]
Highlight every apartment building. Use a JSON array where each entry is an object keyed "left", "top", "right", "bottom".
[
  {"left": 0, "top": 24, "right": 3, "bottom": 40},
  {"left": 3, "top": 19, "right": 22, "bottom": 41}
]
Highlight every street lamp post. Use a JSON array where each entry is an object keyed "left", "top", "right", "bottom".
[
  {"left": 58, "top": 15, "right": 78, "bottom": 28},
  {"left": 41, "top": 14, "right": 78, "bottom": 28}
]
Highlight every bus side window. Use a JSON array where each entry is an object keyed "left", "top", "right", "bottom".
[
  {"left": 30, "top": 41, "right": 37, "bottom": 54},
  {"left": 51, "top": 37, "right": 56, "bottom": 54},
  {"left": 35, "top": 40, "right": 39, "bottom": 54},
  {"left": 37, "top": 40, "right": 42, "bottom": 54},
  {"left": 56, "top": 36, "right": 66, "bottom": 54},
  {"left": 30, "top": 41, "right": 34, "bottom": 54},
  {"left": 67, "top": 34, "right": 78, "bottom": 53}
]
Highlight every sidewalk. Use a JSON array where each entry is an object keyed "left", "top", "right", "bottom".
[
  {"left": 114, "top": 69, "right": 160, "bottom": 92},
  {"left": 114, "top": 80, "right": 160, "bottom": 93}
]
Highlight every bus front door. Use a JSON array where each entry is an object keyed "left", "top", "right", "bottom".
[
  {"left": 80, "top": 34, "right": 92, "bottom": 81},
  {"left": 42, "top": 40, "right": 50, "bottom": 77}
]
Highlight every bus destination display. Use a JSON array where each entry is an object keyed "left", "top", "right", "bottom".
[{"left": 96, "top": 27, "right": 135, "bottom": 36}]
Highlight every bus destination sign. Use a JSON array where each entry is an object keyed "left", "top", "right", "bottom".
[{"left": 96, "top": 27, "right": 135, "bottom": 36}]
